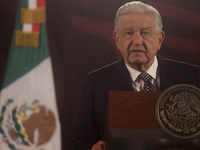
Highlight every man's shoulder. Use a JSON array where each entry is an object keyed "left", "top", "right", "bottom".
[
  {"left": 165, "top": 58, "right": 198, "bottom": 68},
  {"left": 158, "top": 55, "right": 199, "bottom": 69},
  {"left": 88, "top": 60, "right": 122, "bottom": 76},
  {"left": 86, "top": 59, "right": 128, "bottom": 80}
]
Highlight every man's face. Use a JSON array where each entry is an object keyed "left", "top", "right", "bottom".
[{"left": 114, "top": 13, "right": 165, "bottom": 71}]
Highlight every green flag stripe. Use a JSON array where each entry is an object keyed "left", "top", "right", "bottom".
[
  {"left": 1, "top": 0, "right": 49, "bottom": 89},
  {"left": 15, "top": 0, "right": 28, "bottom": 31},
  {"left": 21, "top": 0, "right": 28, "bottom": 8}
]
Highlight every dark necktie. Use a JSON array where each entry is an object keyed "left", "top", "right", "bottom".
[{"left": 139, "top": 72, "right": 155, "bottom": 92}]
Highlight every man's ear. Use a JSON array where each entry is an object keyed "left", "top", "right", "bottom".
[
  {"left": 113, "top": 31, "right": 120, "bottom": 50},
  {"left": 157, "top": 31, "right": 165, "bottom": 50}
]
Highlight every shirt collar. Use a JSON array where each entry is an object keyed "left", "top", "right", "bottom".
[{"left": 125, "top": 56, "right": 158, "bottom": 82}]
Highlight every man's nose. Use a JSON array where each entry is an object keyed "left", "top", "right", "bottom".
[{"left": 132, "top": 32, "right": 143, "bottom": 46}]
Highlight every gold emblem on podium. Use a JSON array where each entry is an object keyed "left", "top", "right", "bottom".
[{"left": 156, "top": 84, "right": 200, "bottom": 138}]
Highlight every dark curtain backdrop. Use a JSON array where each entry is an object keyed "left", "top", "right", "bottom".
[{"left": 1, "top": 0, "right": 200, "bottom": 149}]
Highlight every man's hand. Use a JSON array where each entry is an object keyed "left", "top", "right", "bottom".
[{"left": 91, "top": 141, "right": 106, "bottom": 150}]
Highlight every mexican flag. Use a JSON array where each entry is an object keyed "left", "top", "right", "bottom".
[{"left": 0, "top": 0, "right": 61, "bottom": 150}]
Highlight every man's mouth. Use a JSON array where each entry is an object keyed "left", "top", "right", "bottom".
[{"left": 130, "top": 50, "right": 145, "bottom": 53}]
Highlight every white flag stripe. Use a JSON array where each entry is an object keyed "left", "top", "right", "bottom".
[
  {"left": 26, "top": 0, "right": 37, "bottom": 32},
  {"left": 1, "top": 58, "right": 57, "bottom": 111},
  {"left": 28, "top": 0, "right": 37, "bottom": 9},
  {"left": 0, "top": 58, "right": 61, "bottom": 150},
  {"left": 23, "top": 23, "right": 33, "bottom": 32}
]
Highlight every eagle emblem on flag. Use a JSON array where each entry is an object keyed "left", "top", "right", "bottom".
[{"left": 0, "top": 99, "right": 56, "bottom": 150}]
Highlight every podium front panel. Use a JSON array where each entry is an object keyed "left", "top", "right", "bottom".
[{"left": 107, "top": 91, "right": 200, "bottom": 150}]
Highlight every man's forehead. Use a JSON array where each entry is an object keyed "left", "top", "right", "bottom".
[
  {"left": 120, "top": 12, "right": 155, "bottom": 20},
  {"left": 120, "top": 13, "right": 155, "bottom": 23},
  {"left": 119, "top": 13, "right": 156, "bottom": 29}
]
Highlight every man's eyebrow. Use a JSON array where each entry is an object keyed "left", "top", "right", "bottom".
[
  {"left": 141, "top": 26, "right": 152, "bottom": 30},
  {"left": 124, "top": 27, "right": 153, "bottom": 31},
  {"left": 124, "top": 28, "right": 134, "bottom": 31}
]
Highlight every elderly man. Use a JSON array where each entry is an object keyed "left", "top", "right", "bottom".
[{"left": 72, "top": 1, "right": 200, "bottom": 150}]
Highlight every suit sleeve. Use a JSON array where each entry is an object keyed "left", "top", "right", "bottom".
[
  {"left": 72, "top": 75, "right": 102, "bottom": 150},
  {"left": 197, "top": 66, "right": 200, "bottom": 88}
]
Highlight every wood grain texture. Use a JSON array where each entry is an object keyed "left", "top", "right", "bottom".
[{"left": 109, "top": 91, "right": 162, "bottom": 129}]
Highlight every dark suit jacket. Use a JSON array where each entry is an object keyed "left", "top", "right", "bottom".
[{"left": 72, "top": 55, "right": 200, "bottom": 150}]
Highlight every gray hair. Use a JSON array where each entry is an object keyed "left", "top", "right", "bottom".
[{"left": 114, "top": 1, "right": 163, "bottom": 33}]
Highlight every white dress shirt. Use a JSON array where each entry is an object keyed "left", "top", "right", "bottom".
[{"left": 125, "top": 56, "right": 160, "bottom": 91}]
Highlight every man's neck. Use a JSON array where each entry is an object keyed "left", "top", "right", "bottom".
[{"left": 126, "top": 57, "right": 156, "bottom": 72}]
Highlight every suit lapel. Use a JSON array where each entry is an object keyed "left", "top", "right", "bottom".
[
  {"left": 114, "top": 59, "right": 134, "bottom": 91},
  {"left": 157, "top": 55, "right": 177, "bottom": 91}
]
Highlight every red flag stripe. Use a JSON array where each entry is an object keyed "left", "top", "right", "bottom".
[
  {"left": 32, "top": 24, "right": 40, "bottom": 32},
  {"left": 37, "top": 0, "right": 46, "bottom": 7}
]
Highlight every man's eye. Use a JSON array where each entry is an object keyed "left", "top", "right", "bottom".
[
  {"left": 125, "top": 32, "right": 133, "bottom": 38},
  {"left": 142, "top": 31, "right": 150, "bottom": 35},
  {"left": 126, "top": 32, "right": 133, "bottom": 35},
  {"left": 141, "top": 31, "right": 150, "bottom": 38}
]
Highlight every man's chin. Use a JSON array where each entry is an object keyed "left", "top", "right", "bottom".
[
  {"left": 128, "top": 59, "right": 144, "bottom": 66},
  {"left": 127, "top": 59, "right": 148, "bottom": 71}
]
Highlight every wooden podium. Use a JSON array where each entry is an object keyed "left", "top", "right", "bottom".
[{"left": 106, "top": 91, "right": 200, "bottom": 150}]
